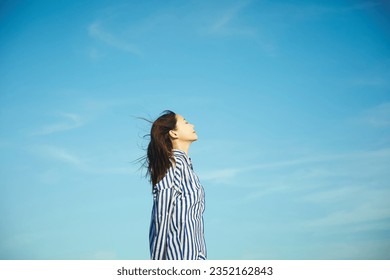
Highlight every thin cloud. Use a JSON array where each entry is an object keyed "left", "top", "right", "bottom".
[
  {"left": 278, "top": 1, "right": 380, "bottom": 20},
  {"left": 88, "top": 47, "right": 105, "bottom": 60},
  {"left": 200, "top": 167, "right": 242, "bottom": 182},
  {"left": 33, "top": 113, "right": 85, "bottom": 136},
  {"left": 32, "top": 96, "right": 135, "bottom": 136},
  {"left": 33, "top": 145, "right": 133, "bottom": 175},
  {"left": 38, "top": 145, "right": 85, "bottom": 168},
  {"left": 98, "top": 167, "right": 134, "bottom": 175},
  {"left": 210, "top": 2, "right": 247, "bottom": 33},
  {"left": 359, "top": 102, "right": 390, "bottom": 127},
  {"left": 209, "top": 0, "right": 255, "bottom": 36},
  {"left": 88, "top": 21, "right": 142, "bottom": 56},
  {"left": 304, "top": 203, "right": 390, "bottom": 228},
  {"left": 300, "top": 185, "right": 367, "bottom": 204},
  {"left": 348, "top": 76, "right": 390, "bottom": 88},
  {"left": 336, "top": 1, "right": 380, "bottom": 12},
  {"left": 205, "top": 1, "right": 278, "bottom": 56},
  {"left": 201, "top": 148, "right": 390, "bottom": 183}
]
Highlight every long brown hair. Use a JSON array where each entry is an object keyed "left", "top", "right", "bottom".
[{"left": 146, "top": 110, "right": 177, "bottom": 186}]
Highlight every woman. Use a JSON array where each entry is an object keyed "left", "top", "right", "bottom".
[{"left": 146, "top": 110, "right": 207, "bottom": 260}]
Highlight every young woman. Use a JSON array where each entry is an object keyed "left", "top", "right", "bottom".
[{"left": 146, "top": 110, "right": 207, "bottom": 260}]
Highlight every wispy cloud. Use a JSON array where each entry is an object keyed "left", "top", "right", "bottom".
[
  {"left": 210, "top": 1, "right": 251, "bottom": 34},
  {"left": 359, "top": 102, "right": 390, "bottom": 127},
  {"left": 304, "top": 203, "right": 390, "bottom": 229},
  {"left": 348, "top": 76, "right": 390, "bottom": 88},
  {"left": 33, "top": 113, "right": 85, "bottom": 135},
  {"left": 38, "top": 145, "right": 85, "bottom": 168},
  {"left": 201, "top": 148, "right": 390, "bottom": 183},
  {"left": 87, "top": 47, "right": 105, "bottom": 60},
  {"left": 335, "top": 1, "right": 380, "bottom": 13},
  {"left": 33, "top": 145, "right": 134, "bottom": 175},
  {"left": 88, "top": 21, "right": 142, "bottom": 56},
  {"left": 278, "top": 1, "right": 380, "bottom": 20},
  {"left": 204, "top": 1, "right": 278, "bottom": 56},
  {"left": 207, "top": 0, "right": 259, "bottom": 39}
]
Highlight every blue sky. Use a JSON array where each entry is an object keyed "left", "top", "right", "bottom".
[{"left": 1, "top": 0, "right": 390, "bottom": 260}]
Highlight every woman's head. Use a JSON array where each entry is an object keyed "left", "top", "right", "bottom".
[
  {"left": 146, "top": 110, "right": 176, "bottom": 186},
  {"left": 146, "top": 110, "right": 197, "bottom": 186},
  {"left": 169, "top": 114, "right": 198, "bottom": 144}
]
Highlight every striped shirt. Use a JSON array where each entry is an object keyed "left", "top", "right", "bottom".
[{"left": 149, "top": 149, "right": 207, "bottom": 260}]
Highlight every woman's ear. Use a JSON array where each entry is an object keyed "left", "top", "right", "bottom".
[{"left": 169, "top": 130, "right": 178, "bottom": 139}]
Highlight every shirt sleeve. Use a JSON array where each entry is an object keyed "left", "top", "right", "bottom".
[{"left": 150, "top": 160, "right": 184, "bottom": 260}]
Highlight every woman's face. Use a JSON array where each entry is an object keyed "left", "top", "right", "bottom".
[{"left": 173, "top": 114, "right": 198, "bottom": 142}]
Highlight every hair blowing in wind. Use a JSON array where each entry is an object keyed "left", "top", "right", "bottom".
[{"left": 145, "top": 110, "right": 177, "bottom": 186}]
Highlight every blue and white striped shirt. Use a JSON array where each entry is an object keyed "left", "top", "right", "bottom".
[{"left": 149, "top": 149, "right": 207, "bottom": 260}]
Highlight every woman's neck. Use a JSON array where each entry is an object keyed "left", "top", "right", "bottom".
[{"left": 172, "top": 141, "right": 191, "bottom": 155}]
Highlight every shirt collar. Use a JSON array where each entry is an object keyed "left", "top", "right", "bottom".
[{"left": 172, "top": 149, "right": 192, "bottom": 167}]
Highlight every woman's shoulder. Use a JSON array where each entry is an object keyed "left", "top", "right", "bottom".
[{"left": 153, "top": 165, "right": 175, "bottom": 191}]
